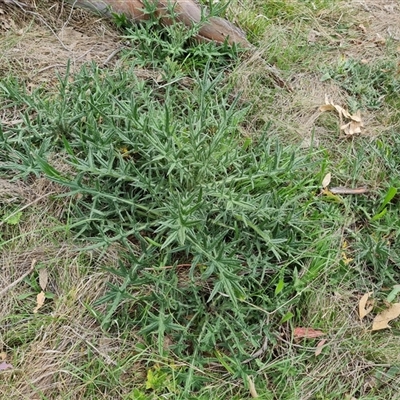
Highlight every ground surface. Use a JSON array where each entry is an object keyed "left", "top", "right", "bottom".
[{"left": 1, "top": 1, "right": 400, "bottom": 399}]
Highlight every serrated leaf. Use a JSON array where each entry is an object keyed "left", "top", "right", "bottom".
[{"left": 145, "top": 369, "right": 155, "bottom": 390}]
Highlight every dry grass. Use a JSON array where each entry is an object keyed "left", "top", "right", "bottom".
[
  {"left": 0, "top": 210, "right": 141, "bottom": 398},
  {"left": 0, "top": 0, "right": 121, "bottom": 85},
  {"left": 293, "top": 282, "right": 400, "bottom": 399}
]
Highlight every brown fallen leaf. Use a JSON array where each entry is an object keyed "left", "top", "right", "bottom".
[
  {"left": 359, "top": 292, "right": 374, "bottom": 320},
  {"left": 39, "top": 268, "right": 48, "bottom": 291},
  {"left": 315, "top": 339, "right": 327, "bottom": 356},
  {"left": 372, "top": 303, "right": 400, "bottom": 331},
  {"left": 293, "top": 327, "right": 325, "bottom": 339},
  {"left": 33, "top": 291, "right": 45, "bottom": 314},
  {"left": 340, "top": 120, "right": 363, "bottom": 135},
  {"left": 320, "top": 96, "right": 364, "bottom": 135}
]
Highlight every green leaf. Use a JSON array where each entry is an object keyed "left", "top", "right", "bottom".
[
  {"left": 386, "top": 285, "right": 400, "bottom": 303},
  {"left": 275, "top": 278, "right": 285, "bottom": 295},
  {"left": 145, "top": 369, "right": 156, "bottom": 390},
  {"left": 4, "top": 211, "right": 22, "bottom": 225},
  {"left": 371, "top": 207, "right": 387, "bottom": 221},
  {"left": 280, "top": 312, "right": 294, "bottom": 323},
  {"left": 374, "top": 186, "right": 397, "bottom": 217},
  {"left": 16, "top": 292, "right": 36, "bottom": 300},
  {"left": 320, "top": 72, "right": 331, "bottom": 81}
]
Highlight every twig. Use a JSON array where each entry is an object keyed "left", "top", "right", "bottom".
[
  {"left": 103, "top": 47, "right": 125, "bottom": 66},
  {"left": 329, "top": 187, "right": 369, "bottom": 195},
  {"left": 246, "top": 375, "right": 259, "bottom": 398},
  {"left": 0, "top": 259, "right": 36, "bottom": 297},
  {"left": 33, "top": 64, "right": 66, "bottom": 76},
  {"left": 1, "top": 0, "right": 30, "bottom": 8}
]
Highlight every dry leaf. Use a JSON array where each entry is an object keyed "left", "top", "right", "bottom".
[
  {"left": 319, "top": 104, "right": 336, "bottom": 113},
  {"left": 350, "top": 110, "right": 362, "bottom": 123},
  {"left": 39, "top": 268, "right": 48, "bottom": 291},
  {"left": 341, "top": 251, "right": 354, "bottom": 265},
  {"left": 372, "top": 303, "right": 400, "bottom": 331},
  {"left": 0, "top": 352, "right": 7, "bottom": 361},
  {"left": 0, "top": 361, "right": 13, "bottom": 371},
  {"left": 293, "top": 327, "right": 325, "bottom": 339},
  {"left": 359, "top": 292, "right": 374, "bottom": 320},
  {"left": 315, "top": 339, "right": 327, "bottom": 356},
  {"left": 322, "top": 172, "right": 331, "bottom": 188},
  {"left": 335, "top": 104, "right": 351, "bottom": 120},
  {"left": 358, "top": 24, "right": 367, "bottom": 34},
  {"left": 319, "top": 102, "right": 350, "bottom": 119},
  {"left": 340, "top": 120, "right": 363, "bottom": 135},
  {"left": 320, "top": 97, "right": 364, "bottom": 135},
  {"left": 33, "top": 291, "right": 45, "bottom": 314}
]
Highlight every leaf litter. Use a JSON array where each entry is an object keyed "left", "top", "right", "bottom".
[
  {"left": 319, "top": 95, "right": 364, "bottom": 135},
  {"left": 358, "top": 291, "right": 400, "bottom": 330}
]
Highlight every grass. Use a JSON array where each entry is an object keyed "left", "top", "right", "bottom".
[{"left": 1, "top": 0, "right": 400, "bottom": 398}]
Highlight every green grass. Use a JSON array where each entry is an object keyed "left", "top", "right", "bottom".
[{"left": 1, "top": 1, "right": 400, "bottom": 398}]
